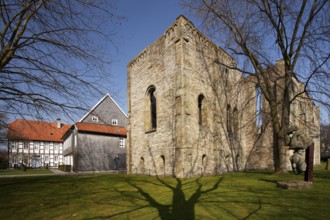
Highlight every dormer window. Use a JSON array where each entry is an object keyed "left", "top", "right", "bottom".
[
  {"left": 92, "top": 116, "right": 98, "bottom": 122},
  {"left": 112, "top": 119, "right": 118, "bottom": 125}
]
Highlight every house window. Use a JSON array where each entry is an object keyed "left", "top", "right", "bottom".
[
  {"left": 112, "top": 119, "right": 118, "bottom": 126},
  {"left": 54, "top": 156, "right": 58, "bottom": 162},
  {"left": 45, "top": 156, "right": 49, "bottom": 162},
  {"left": 10, "top": 142, "right": 17, "bottom": 149},
  {"left": 44, "top": 142, "right": 49, "bottom": 151},
  {"left": 54, "top": 143, "right": 59, "bottom": 151},
  {"left": 92, "top": 116, "right": 98, "bottom": 122},
  {"left": 24, "top": 142, "right": 29, "bottom": 150},
  {"left": 119, "top": 138, "right": 125, "bottom": 148},
  {"left": 34, "top": 142, "right": 40, "bottom": 151}
]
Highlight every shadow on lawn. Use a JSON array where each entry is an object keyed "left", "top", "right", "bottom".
[
  {"left": 87, "top": 174, "right": 269, "bottom": 220},
  {"left": 128, "top": 176, "right": 223, "bottom": 220},
  {"left": 88, "top": 176, "right": 223, "bottom": 220}
]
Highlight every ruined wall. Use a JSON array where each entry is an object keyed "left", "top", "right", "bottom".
[
  {"left": 127, "top": 20, "right": 178, "bottom": 176},
  {"left": 127, "top": 16, "right": 320, "bottom": 177},
  {"left": 290, "top": 77, "right": 321, "bottom": 164},
  {"left": 127, "top": 16, "right": 248, "bottom": 177},
  {"left": 242, "top": 61, "right": 321, "bottom": 170}
]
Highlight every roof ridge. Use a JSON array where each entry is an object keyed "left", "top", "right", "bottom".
[
  {"left": 11, "top": 118, "right": 70, "bottom": 126},
  {"left": 76, "top": 121, "right": 126, "bottom": 129}
]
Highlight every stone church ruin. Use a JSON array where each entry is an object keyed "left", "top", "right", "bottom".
[{"left": 127, "top": 16, "right": 320, "bottom": 178}]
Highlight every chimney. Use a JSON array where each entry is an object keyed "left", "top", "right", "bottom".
[{"left": 56, "top": 118, "right": 61, "bottom": 128}]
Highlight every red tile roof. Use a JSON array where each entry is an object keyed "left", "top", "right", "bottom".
[
  {"left": 76, "top": 122, "right": 127, "bottom": 136},
  {"left": 7, "top": 119, "right": 71, "bottom": 142}
]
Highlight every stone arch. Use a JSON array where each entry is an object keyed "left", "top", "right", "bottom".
[
  {"left": 202, "top": 154, "right": 207, "bottom": 175},
  {"left": 139, "top": 157, "right": 145, "bottom": 174},
  {"left": 202, "top": 154, "right": 207, "bottom": 165},
  {"left": 160, "top": 155, "right": 165, "bottom": 176}
]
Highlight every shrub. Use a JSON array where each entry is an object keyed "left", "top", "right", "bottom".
[{"left": 58, "top": 165, "right": 71, "bottom": 172}]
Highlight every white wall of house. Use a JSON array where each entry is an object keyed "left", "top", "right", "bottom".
[
  {"left": 64, "top": 155, "right": 73, "bottom": 167},
  {"left": 9, "top": 140, "right": 63, "bottom": 168}
]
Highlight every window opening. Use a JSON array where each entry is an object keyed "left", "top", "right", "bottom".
[
  {"left": 160, "top": 155, "right": 165, "bottom": 176},
  {"left": 92, "top": 116, "right": 98, "bottom": 122},
  {"left": 54, "top": 143, "right": 59, "bottom": 151},
  {"left": 233, "top": 107, "right": 239, "bottom": 134},
  {"left": 119, "top": 138, "right": 125, "bottom": 148},
  {"left": 202, "top": 154, "right": 207, "bottom": 166},
  {"left": 148, "top": 87, "right": 157, "bottom": 129},
  {"left": 34, "top": 142, "right": 40, "bottom": 151},
  {"left": 24, "top": 142, "right": 29, "bottom": 150},
  {"left": 150, "top": 90, "right": 157, "bottom": 129},
  {"left": 10, "top": 142, "right": 17, "bottom": 149},
  {"left": 227, "top": 104, "right": 232, "bottom": 137},
  {"left": 112, "top": 119, "right": 118, "bottom": 125},
  {"left": 256, "top": 87, "right": 263, "bottom": 127},
  {"left": 198, "top": 94, "right": 205, "bottom": 125},
  {"left": 140, "top": 157, "right": 145, "bottom": 174}
]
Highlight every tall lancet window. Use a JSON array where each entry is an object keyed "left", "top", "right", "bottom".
[
  {"left": 256, "top": 86, "right": 263, "bottom": 127},
  {"left": 198, "top": 94, "right": 205, "bottom": 125},
  {"left": 146, "top": 86, "right": 157, "bottom": 131},
  {"left": 150, "top": 88, "right": 157, "bottom": 129}
]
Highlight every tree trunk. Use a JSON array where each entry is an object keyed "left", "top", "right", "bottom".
[
  {"left": 278, "top": 66, "right": 293, "bottom": 173},
  {"left": 270, "top": 77, "right": 289, "bottom": 174},
  {"left": 272, "top": 128, "right": 280, "bottom": 172}
]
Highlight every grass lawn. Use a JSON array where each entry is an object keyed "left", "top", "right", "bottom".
[
  {"left": 0, "top": 164, "right": 329, "bottom": 220},
  {"left": 0, "top": 169, "right": 53, "bottom": 176}
]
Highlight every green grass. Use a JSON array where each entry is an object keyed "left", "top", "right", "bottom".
[
  {"left": 0, "top": 168, "right": 53, "bottom": 175},
  {"left": 0, "top": 164, "right": 329, "bottom": 220}
]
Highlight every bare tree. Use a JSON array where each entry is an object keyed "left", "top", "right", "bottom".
[
  {"left": 0, "top": 113, "right": 7, "bottom": 150},
  {"left": 185, "top": 0, "right": 330, "bottom": 173},
  {"left": 0, "top": 0, "right": 123, "bottom": 121}
]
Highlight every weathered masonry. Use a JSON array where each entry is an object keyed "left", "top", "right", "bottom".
[{"left": 127, "top": 15, "right": 320, "bottom": 178}]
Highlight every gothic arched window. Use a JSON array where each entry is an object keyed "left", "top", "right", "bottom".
[
  {"left": 146, "top": 86, "right": 157, "bottom": 131},
  {"left": 150, "top": 88, "right": 157, "bottom": 129},
  {"left": 256, "top": 86, "right": 262, "bottom": 127},
  {"left": 198, "top": 94, "right": 205, "bottom": 125}
]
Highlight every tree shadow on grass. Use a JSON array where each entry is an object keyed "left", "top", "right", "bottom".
[
  {"left": 128, "top": 176, "right": 223, "bottom": 220},
  {"left": 88, "top": 176, "right": 223, "bottom": 220}
]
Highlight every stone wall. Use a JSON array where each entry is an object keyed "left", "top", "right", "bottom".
[{"left": 127, "top": 16, "right": 320, "bottom": 178}]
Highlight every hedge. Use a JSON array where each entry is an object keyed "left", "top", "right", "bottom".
[{"left": 58, "top": 165, "right": 71, "bottom": 172}]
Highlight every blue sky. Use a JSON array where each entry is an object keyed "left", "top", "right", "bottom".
[
  {"left": 106, "top": 1, "right": 195, "bottom": 114},
  {"left": 84, "top": 0, "right": 329, "bottom": 124}
]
